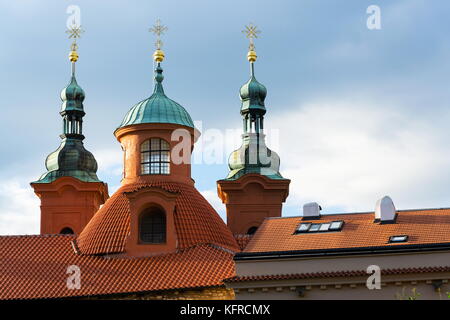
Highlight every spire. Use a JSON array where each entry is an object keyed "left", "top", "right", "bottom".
[
  {"left": 33, "top": 25, "right": 101, "bottom": 184},
  {"left": 66, "top": 24, "right": 84, "bottom": 76},
  {"left": 217, "top": 24, "right": 290, "bottom": 236},
  {"left": 149, "top": 19, "right": 168, "bottom": 95},
  {"left": 116, "top": 20, "right": 194, "bottom": 131},
  {"left": 242, "top": 23, "right": 260, "bottom": 64},
  {"left": 149, "top": 19, "right": 167, "bottom": 63},
  {"left": 224, "top": 23, "right": 283, "bottom": 181},
  {"left": 61, "top": 24, "right": 86, "bottom": 139},
  {"left": 240, "top": 23, "right": 267, "bottom": 133}
]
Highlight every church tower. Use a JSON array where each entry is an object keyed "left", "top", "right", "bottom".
[
  {"left": 31, "top": 26, "right": 108, "bottom": 235},
  {"left": 217, "top": 24, "right": 290, "bottom": 236},
  {"left": 76, "top": 21, "right": 237, "bottom": 257}
]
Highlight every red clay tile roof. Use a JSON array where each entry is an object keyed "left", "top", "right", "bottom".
[
  {"left": 244, "top": 208, "right": 450, "bottom": 253},
  {"left": 225, "top": 266, "right": 450, "bottom": 283},
  {"left": 234, "top": 234, "right": 253, "bottom": 251},
  {"left": 0, "top": 234, "right": 235, "bottom": 299},
  {"left": 77, "top": 181, "right": 238, "bottom": 255}
]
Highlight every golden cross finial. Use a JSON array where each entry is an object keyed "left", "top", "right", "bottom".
[
  {"left": 242, "top": 23, "right": 261, "bottom": 51},
  {"left": 65, "top": 24, "right": 84, "bottom": 63},
  {"left": 149, "top": 19, "right": 168, "bottom": 50}
]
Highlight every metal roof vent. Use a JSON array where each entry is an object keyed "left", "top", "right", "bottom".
[
  {"left": 302, "top": 202, "right": 321, "bottom": 220},
  {"left": 375, "top": 196, "right": 397, "bottom": 223}
]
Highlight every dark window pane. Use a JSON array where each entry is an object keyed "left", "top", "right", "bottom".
[
  {"left": 140, "top": 208, "right": 166, "bottom": 244},
  {"left": 60, "top": 227, "right": 74, "bottom": 235}
]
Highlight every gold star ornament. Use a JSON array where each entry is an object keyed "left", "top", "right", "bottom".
[{"left": 66, "top": 25, "right": 85, "bottom": 40}]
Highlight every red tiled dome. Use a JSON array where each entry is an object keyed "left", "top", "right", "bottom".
[{"left": 77, "top": 181, "right": 238, "bottom": 255}]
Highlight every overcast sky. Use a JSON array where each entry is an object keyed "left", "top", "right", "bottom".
[{"left": 1, "top": 0, "right": 450, "bottom": 235}]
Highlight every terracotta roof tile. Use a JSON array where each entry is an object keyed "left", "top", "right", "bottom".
[
  {"left": 244, "top": 208, "right": 450, "bottom": 253},
  {"left": 234, "top": 234, "right": 253, "bottom": 251},
  {"left": 77, "top": 181, "right": 238, "bottom": 255},
  {"left": 0, "top": 235, "right": 235, "bottom": 299}
]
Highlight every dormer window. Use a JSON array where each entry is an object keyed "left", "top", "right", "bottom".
[{"left": 141, "top": 138, "right": 170, "bottom": 175}]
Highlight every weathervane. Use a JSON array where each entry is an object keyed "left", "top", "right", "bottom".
[{"left": 242, "top": 23, "right": 260, "bottom": 63}]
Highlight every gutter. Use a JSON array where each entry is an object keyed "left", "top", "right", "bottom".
[{"left": 235, "top": 242, "right": 450, "bottom": 261}]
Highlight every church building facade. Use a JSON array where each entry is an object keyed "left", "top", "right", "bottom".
[{"left": 1, "top": 22, "right": 450, "bottom": 300}]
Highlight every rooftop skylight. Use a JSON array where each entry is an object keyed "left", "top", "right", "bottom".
[
  {"left": 389, "top": 235, "right": 408, "bottom": 243},
  {"left": 295, "top": 220, "right": 345, "bottom": 234}
]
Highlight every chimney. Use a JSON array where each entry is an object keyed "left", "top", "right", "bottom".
[
  {"left": 375, "top": 196, "right": 396, "bottom": 223},
  {"left": 302, "top": 202, "right": 321, "bottom": 220}
]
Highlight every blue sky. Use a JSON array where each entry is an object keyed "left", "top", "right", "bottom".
[{"left": 2, "top": 0, "right": 450, "bottom": 234}]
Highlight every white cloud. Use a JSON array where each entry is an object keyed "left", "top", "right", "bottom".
[
  {"left": 0, "top": 180, "right": 40, "bottom": 235},
  {"left": 266, "top": 98, "right": 450, "bottom": 214},
  {"left": 95, "top": 147, "right": 123, "bottom": 177}
]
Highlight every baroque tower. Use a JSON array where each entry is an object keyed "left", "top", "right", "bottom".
[
  {"left": 75, "top": 21, "right": 238, "bottom": 257},
  {"left": 31, "top": 26, "right": 108, "bottom": 235},
  {"left": 217, "top": 24, "right": 290, "bottom": 236}
]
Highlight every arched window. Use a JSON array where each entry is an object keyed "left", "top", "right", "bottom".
[
  {"left": 139, "top": 207, "right": 166, "bottom": 244},
  {"left": 247, "top": 226, "right": 258, "bottom": 235},
  {"left": 60, "top": 227, "right": 74, "bottom": 235},
  {"left": 141, "top": 138, "right": 170, "bottom": 175}
]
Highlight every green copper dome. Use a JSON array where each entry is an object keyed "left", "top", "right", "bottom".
[
  {"left": 224, "top": 60, "right": 286, "bottom": 181},
  {"left": 226, "top": 133, "right": 284, "bottom": 180},
  {"left": 36, "top": 138, "right": 100, "bottom": 183},
  {"left": 33, "top": 73, "right": 101, "bottom": 184},
  {"left": 60, "top": 75, "right": 85, "bottom": 114},
  {"left": 239, "top": 64, "right": 267, "bottom": 114},
  {"left": 118, "top": 63, "right": 194, "bottom": 129}
]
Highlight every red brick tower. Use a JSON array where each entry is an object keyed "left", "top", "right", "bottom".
[
  {"left": 31, "top": 32, "right": 108, "bottom": 235},
  {"left": 217, "top": 26, "right": 290, "bottom": 235}
]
